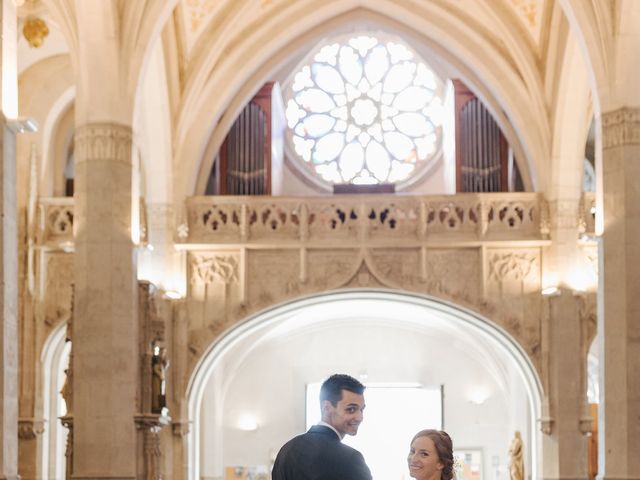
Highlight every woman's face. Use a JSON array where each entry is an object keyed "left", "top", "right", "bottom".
[{"left": 408, "top": 435, "right": 444, "bottom": 480}]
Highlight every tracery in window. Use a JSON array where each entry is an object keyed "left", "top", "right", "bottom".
[{"left": 285, "top": 34, "right": 444, "bottom": 188}]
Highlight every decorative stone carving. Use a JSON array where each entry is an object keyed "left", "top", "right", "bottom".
[
  {"left": 172, "top": 421, "right": 190, "bottom": 437},
  {"left": 185, "top": 194, "right": 545, "bottom": 245},
  {"left": 43, "top": 253, "right": 74, "bottom": 326},
  {"left": 190, "top": 254, "right": 239, "bottom": 286},
  {"left": 488, "top": 251, "right": 537, "bottom": 283},
  {"left": 602, "top": 107, "right": 640, "bottom": 148},
  {"left": 60, "top": 415, "right": 73, "bottom": 480},
  {"left": 17, "top": 418, "right": 44, "bottom": 439},
  {"left": 74, "top": 123, "right": 133, "bottom": 164},
  {"left": 135, "top": 414, "right": 169, "bottom": 480}
]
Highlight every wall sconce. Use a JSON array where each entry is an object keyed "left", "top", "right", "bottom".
[
  {"left": 468, "top": 386, "right": 490, "bottom": 405},
  {"left": 237, "top": 414, "right": 259, "bottom": 432},
  {"left": 7, "top": 117, "right": 38, "bottom": 134}
]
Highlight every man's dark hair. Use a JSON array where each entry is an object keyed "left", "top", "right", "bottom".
[{"left": 319, "top": 374, "right": 365, "bottom": 406}]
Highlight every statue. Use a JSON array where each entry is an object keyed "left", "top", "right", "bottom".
[
  {"left": 151, "top": 345, "right": 169, "bottom": 414},
  {"left": 509, "top": 431, "right": 524, "bottom": 480}
]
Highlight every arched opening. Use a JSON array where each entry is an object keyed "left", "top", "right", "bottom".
[
  {"left": 40, "top": 323, "right": 70, "bottom": 480},
  {"left": 187, "top": 290, "right": 542, "bottom": 480}
]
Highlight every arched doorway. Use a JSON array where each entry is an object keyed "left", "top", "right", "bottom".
[
  {"left": 40, "top": 323, "right": 70, "bottom": 480},
  {"left": 187, "top": 290, "right": 542, "bottom": 480}
]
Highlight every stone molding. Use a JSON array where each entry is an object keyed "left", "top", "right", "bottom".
[
  {"left": 17, "top": 418, "right": 45, "bottom": 439},
  {"left": 602, "top": 107, "right": 640, "bottom": 148},
  {"left": 74, "top": 123, "right": 133, "bottom": 165}
]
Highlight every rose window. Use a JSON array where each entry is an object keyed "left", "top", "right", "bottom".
[{"left": 285, "top": 34, "right": 444, "bottom": 187}]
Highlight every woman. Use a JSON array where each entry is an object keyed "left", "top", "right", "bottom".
[{"left": 408, "top": 429, "right": 455, "bottom": 480}]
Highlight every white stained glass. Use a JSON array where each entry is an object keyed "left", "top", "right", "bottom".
[
  {"left": 302, "top": 114, "right": 336, "bottom": 138},
  {"left": 306, "top": 384, "right": 443, "bottom": 480},
  {"left": 393, "top": 113, "right": 431, "bottom": 137},
  {"left": 314, "top": 43, "right": 340, "bottom": 65},
  {"left": 393, "top": 86, "right": 432, "bottom": 111},
  {"left": 384, "top": 132, "right": 414, "bottom": 161},
  {"left": 339, "top": 46, "right": 363, "bottom": 85},
  {"left": 339, "top": 143, "right": 365, "bottom": 181},
  {"left": 383, "top": 63, "right": 415, "bottom": 93},
  {"left": 286, "top": 34, "right": 443, "bottom": 185},
  {"left": 312, "top": 64, "right": 345, "bottom": 94},
  {"left": 366, "top": 141, "right": 391, "bottom": 180},
  {"left": 352, "top": 99, "right": 378, "bottom": 126},
  {"left": 313, "top": 132, "right": 344, "bottom": 163},
  {"left": 364, "top": 46, "right": 389, "bottom": 85},
  {"left": 296, "top": 89, "right": 335, "bottom": 113}
]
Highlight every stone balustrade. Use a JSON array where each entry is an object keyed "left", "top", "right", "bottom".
[
  {"left": 36, "top": 192, "right": 599, "bottom": 248},
  {"left": 181, "top": 193, "right": 548, "bottom": 246}
]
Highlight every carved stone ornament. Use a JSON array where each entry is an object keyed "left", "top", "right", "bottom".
[
  {"left": 18, "top": 418, "right": 45, "bottom": 439},
  {"left": 602, "top": 107, "right": 640, "bottom": 148},
  {"left": 74, "top": 123, "right": 133, "bottom": 165},
  {"left": 538, "top": 416, "right": 553, "bottom": 435},
  {"left": 22, "top": 16, "right": 49, "bottom": 47},
  {"left": 488, "top": 252, "right": 536, "bottom": 283},
  {"left": 191, "top": 254, "right": 239, "bottom": 285}
]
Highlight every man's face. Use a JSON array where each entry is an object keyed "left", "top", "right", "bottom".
[{"left": 322, "top": 389, "right": 365, "bottom": 438}]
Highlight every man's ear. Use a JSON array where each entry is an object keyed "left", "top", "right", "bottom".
[{"left": 321, "top": 400, "right": 332, "bottom": 417}]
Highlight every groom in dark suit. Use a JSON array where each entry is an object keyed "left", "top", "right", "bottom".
[{"left": 272, "top": 374, "right": 372, "bottom": 480}]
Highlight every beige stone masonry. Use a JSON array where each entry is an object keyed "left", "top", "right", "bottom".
[
  {"left": 599, "top": 106, "right": 640, "bottom": 480},
  {"left": 72, "top": 122, "right": 138, "bottom": 479}
]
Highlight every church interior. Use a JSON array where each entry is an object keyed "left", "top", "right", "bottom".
[{"left": 1, "top": 1, "right": 639, "bottom": 480}]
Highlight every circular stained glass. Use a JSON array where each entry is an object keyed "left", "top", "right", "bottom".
[{"left": 285, "top": 34, "right": 444, "bottom": 186}]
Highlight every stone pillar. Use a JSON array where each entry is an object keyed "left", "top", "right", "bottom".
[
  {"left": 0, "top": 119, "right": 19, "bottom": 480},
  {"left": 542, "top": 288, "right": 591, "bottom": 480},
  {"left": 598, "top": 107, "right": 640, "bottom": 480},
  {"left": 0, "top": 0, "right": 20, "bottom": 476},
  {"left": 72, "top": 123, "right": 138, "bottom": 479}
]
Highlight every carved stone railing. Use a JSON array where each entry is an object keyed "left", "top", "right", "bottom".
[
  {"left": 38, "top": 197, "right": 74, "bottom": 246},
  {"left": 180, "top": 193, "right": 548, "bottom": 246}
]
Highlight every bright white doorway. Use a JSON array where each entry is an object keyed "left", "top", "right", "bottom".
[{"left": 306, "top": 383, "right": 443, "bottom": 480}]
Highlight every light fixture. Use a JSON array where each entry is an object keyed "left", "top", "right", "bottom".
[
  {"left": 163, "top": 290, "right": 182, "bottom": 300},
  {"left": 541, "top": 286, "right": 560, "bottom": 296},
  {"left": 6, "top": 117, "right": 38, "bottom": 134},
  {"left": 468, "top": 386, "right": 490, "bottom": 405},
  {"left": 237, "top": 415, "right": 259, "bottom": 432}
]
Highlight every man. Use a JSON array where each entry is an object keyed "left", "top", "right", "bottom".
[{"left": 272, "top": 374, "right": 372, "bottom": 480}]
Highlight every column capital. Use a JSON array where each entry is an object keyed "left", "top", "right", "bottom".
[
  {"left": 74, "top": 123, "right": 132, "bottom": 165},
  {"left": 602, "top": 107, "right": 640, "bottom": 149}
]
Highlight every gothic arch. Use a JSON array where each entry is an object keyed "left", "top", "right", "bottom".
[
  {"left": 186, "top": 289, "right": 543, "bottom": 480},
  {"left": 175, "top": 4, "right": 547, "bottom": 204}
]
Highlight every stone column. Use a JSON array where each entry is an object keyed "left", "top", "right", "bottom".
[
  {"left": 542, "top": 287, "right": 591, "bottom": 480},
  {"left": 0, "top": 119, "right": 19, "bottom": 480},
  {"left": 598, "top": 107, "right": 640, "bottom": 480},
  {"left": 0, "top": 0, "right": 20, "bottom": 477},
  {"left": 72, "top": 123, "right": 138, "bottom": 479}
]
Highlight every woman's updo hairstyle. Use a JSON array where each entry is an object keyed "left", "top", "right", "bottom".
[{"left": 411, "top": 429, "right": 455, "bottom": 480}]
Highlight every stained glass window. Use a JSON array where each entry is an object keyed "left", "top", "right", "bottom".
[{"left": 285, "top": 34, "right": 444, "bottom": 186}]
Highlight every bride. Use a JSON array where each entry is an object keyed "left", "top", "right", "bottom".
[{"left": 407, "top": 430, "right": 455, "bottom": 480}]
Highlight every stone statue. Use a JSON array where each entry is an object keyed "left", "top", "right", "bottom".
[
  {"left": 151, "top": 346, "right": 169, "bottom": 414},
  {"left": 509, "top": 431, "right": 524, "bottom": 480}
]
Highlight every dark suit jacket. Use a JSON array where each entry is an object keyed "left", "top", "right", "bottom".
[{"left": 272, "top": 425, "right": 372, "bottom": 480}]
